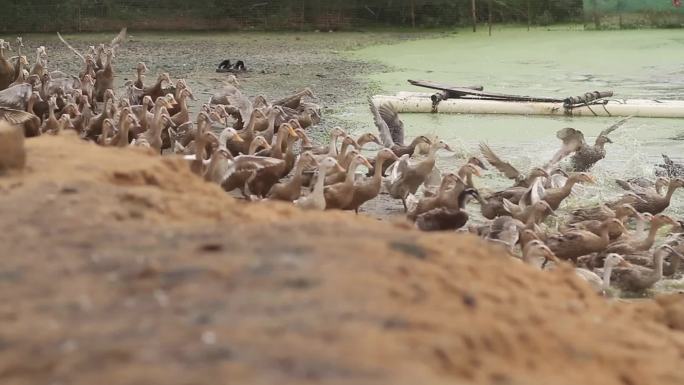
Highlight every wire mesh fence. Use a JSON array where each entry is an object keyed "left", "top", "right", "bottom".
[{"left": 1, "top": 0, "right": 583, "bottom": 33}]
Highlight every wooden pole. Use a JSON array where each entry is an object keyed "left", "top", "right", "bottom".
[
  {"left": 488, "top": 0, "right": 492, "bottom": 36},
  {"left": 527, "top": 0, "right": 531, "bottom": 31},
  {"left": 410, "top": 0, "right": 416, "bottom": 28},
  {"left": 471, "top": 0, "right": 477, "bottom": 32}
]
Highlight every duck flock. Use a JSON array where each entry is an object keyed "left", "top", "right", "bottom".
[{"left": 2, "top": 31, "right": 684, "bottom": 297}]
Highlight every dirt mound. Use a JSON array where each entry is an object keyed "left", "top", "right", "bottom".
[{"left": 1, "top": 134, "right": 684, "bottom": 385}]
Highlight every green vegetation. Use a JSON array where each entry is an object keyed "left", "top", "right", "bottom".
[{"left": 0, "top": 0, "right": 583, "bottom": 32}]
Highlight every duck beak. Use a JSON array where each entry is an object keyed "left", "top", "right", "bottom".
[
  {"left": 444, "top": 144, "right": 454, "bottom": 152},
  {"left": 617, "top": 260, "right": 630, "bottom": 268},
  {"left": 287, "top": 125, "right": 297, "bottom": 137},
  {"left": 362, "top": 157, "right": 373, "bottom": 170},
  {"left": 231, "top": 135, "right": 244, "bottom": 143}
]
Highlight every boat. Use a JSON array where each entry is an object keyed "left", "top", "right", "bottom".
[{"left": 371, "top": 80, "right": 684, "bottom": 118}]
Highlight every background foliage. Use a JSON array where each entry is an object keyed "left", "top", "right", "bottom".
[{"left": 0, "top": 0, "right": 584, "bottom": 32}]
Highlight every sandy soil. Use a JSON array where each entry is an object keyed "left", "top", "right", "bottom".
[{"left": 1, "top": 132, "right": 684, "bottom": 385}]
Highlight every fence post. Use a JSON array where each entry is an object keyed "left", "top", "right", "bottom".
[
  {"left": 527, "top": 0, "right": 531, "bottom": 31},
  {"left": 488, "top": 0, "right": 492, "bottom": 36},
  {"left": 410, "top": 0, "right": 416, "bottom": 28},
  {"left": 471, "top": 0, "right": 477, "bottom": 32}
]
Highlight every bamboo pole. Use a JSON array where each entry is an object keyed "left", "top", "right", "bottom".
[
  {"left": 527, "top": 0, "right": 531, "bottom": 31},
  {"left": 471, "top": 0, "right": 477, "bottom": 32}
]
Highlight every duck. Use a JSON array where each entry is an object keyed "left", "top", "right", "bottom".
[
  {"left": 546, "top": 219, "right": 627, "bottom": 262},
  {"left": 606, "top": 214, "right": 679, "bottom": 254},
  {"left": 479, "top": 143, "right": 551, "bottom": 188},
  {"left": 655, "top": 154, "right": 684, "bottom": 178},
  {"left": 133, "top": 62, "right": 148, "bottom": 89},
  {"left": 615, "top": 176, "right": 669, "bottom": 198},
  {"left": 0, "top": 40, "right": 14, "bottom": 90},
  {"left": 39, "top": 96, "right": 59, "bottom": 134},
  {"left": 266, "top": 151, "right": 318, "bottom": 202},
  {"left": 550, "top": 118, "right": 630, "bottom": 171},
  {"left": 415, "top": 188, "right": 480, "bottom": 232},
  {"left": 142, "top": 73, "right": 172, "bottom": 103},
  {"left": 273, "top": 88, "right": 315, "bottom": 110},
  {"left": 609, "top": 245, "right": 678, "bottom": 293},
  {"left": 406, "top": 173, "right": 463, "bottom": 220},
  {"left": 611, "top": 177, "right": 684, "bottom": 214},
  {"left": 226, "top": 109, "right": 265, "bottom": 156},
  {"left": 539, "top": 172, "right": 595, "bottom": 210},
  {"left": 575, "top": 253, "right": 627, "bottom": 294},
  {"left": 324, "top": 154, "right": 372, "bottom": 210},
  {"left": 503, "top": 200, "right": 555, "bottom": 225},
  {"left": 320, "top": 137, "right": 360, "bottom": 184},
  {"left": 308, "top": 126, "right": 347, "bottom": 156},
  {"left": 170, "top": 88, "right": 194, "bottom": 127},
  {"left": 344, "top": 148, "right": 399, "bottom": 214},
  {"left": 386, "top": 139, "right": 452, "bottom": 211},
  {"left": 368, "top": 97, "right": 431, "bottom": 170},
  {"left": 244, "top": 128, "right": 299, "bottom": 197},
  {"left": 94, "top": 49, "right": 114, "bottom": 102},
  {"left": 565, "top": 204, "right": 641, "bottom": 240},
  {"left": 521, "top": 240, "right": 560, "bottom": 269},
  {"left": 484, "top": 216, "right": 525, "bottom": 252},
  {"left": 570, "top": 201, "right": 643, "bottom": 223},
  {"left": 294, "top": 157, "right": 345, "bottom": 211}
]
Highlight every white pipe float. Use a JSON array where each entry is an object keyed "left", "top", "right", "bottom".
[{"left": 372, "top": 92, "right": 684, "bottom": 118}]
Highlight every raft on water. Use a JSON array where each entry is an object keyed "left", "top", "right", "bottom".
[{"left": 371, "top": 80, "right": 684, "bottom": 118}]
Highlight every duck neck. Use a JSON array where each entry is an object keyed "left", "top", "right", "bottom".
[
  {"left": 373, "top": 156, "right": 389, "bottom": 182},
  {"left": 312, "top": 167, "right": 329, "bottom": 198},
  {"left": 118, "top": 121, "right": 130, "bottom": 147},
  {"left": 327, "top": 134, "right": 340, "bottom": 156},
  {"left": 247, "top": 141, "right": 265, "bottom": 155},
  {"left": 273, "top": 130, "right": 288, "bottom": 158},
  {"left": 337, "top": 141, "right": 352, "bottom": 163},
  {"left": 293, "top": 158, "right": 309, "bottom": 180},
  {"left": 599, "top": 227, "right": 611, "bottom": 247},
  {"left": 602, "top": 264, "right": 614, "bottom": 291},
  {"left": 654, "top": 252, "right": 664, "bottom": 280},
  {"left": 345, "top": 161, "right": 360, "bottom": 183},
  {"left": 458, "top": 166, "right": 475, "bottom": 188},
  {"left": 640, "top": 223, "right": 662, "bottom": 250},
  {"left": 664, "top": 183, "right": 678, "bottom": 205},
  {"left": 560, "top": 178, "right": 578, "bottom": 196},
  {"left": 178, "top": 94, "right": 188, "bottom": 115},
  {"left": 136, "top": 68, "right": 144, "bottom": 84}
]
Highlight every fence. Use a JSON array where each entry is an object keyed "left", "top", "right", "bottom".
[
  {"left": 584, "top": 0, "right": 684, "bottom": 28},
  {"left": 0, "top": 0, "right": 583, "bottom": 33}
]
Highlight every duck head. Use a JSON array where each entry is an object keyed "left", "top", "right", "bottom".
[
  {"left": 467, "top": 156, "right": 487, "bottom": 170},
  {"left": 604, "top": 253, "right": 628, "bottom": 268}
]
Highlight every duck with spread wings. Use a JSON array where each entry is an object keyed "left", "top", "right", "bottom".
[
  {"left": 549, "top": 117, "right": 631, "bottom": 172},
  {"left": 368, "top": 98, "right": 431, "bottom": 175}
]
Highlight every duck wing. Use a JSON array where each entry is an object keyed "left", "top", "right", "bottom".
[
  {"left": 109, "top": 27, "right": 128, "bottom": 54},
  {"left": 547, "top": 127, "right": 585, "bottom": 166},
  {"left": 226, "top": 94, "right": 253, "bottom": 127},
  {"left": 378, "top": 102, "right": 404, "bottom": 146},
  {"left": 368, "top": 97, "right": 394, "bottom": 148},
  {"left": 598, "top": 116, "right": 631, "bottom": 140},
  {"left": 479, "top": 142, "right": 520, "bottom": 180},
  {"left": 0, "top": 107, "right": 37, "bottom": 125}
]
